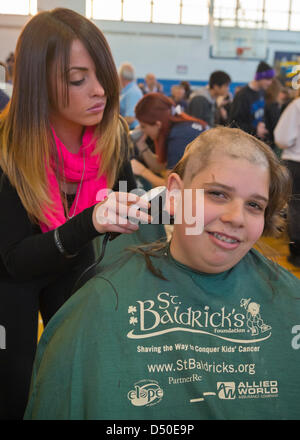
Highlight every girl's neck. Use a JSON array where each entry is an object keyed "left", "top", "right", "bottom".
[{"left": 50, "top": 116, "right": 84, "bottom": 154}]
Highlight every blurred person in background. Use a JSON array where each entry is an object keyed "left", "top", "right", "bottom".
[
  {"left": 119, "top": 62, "right": 143, "bottom": 129},
  {"left": 139, "top": 72, "right": 163, "bottom": 95},
  {"left": 229, "top": 61, "right": 275, "bottom": 139},
  {"left": 131, "top": 93, "right": 208, "bottom": 187},
  {"left": 170, "top": 84, "right": 188, "bottom": 112},
  {"left": 180, "top": 80, "right": 192, "bottom": 100},
  {"left": 264, "top": 77, "right": 285, "bottom": 154},
  {"left": 274, "top": 94, "right": 300, "bottom": 267},
  {"left": 187, "top": 70, "right": 231, "bottom": 127}
]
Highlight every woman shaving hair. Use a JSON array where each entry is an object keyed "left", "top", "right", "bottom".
[
  {"left": 25, "top": 127, "right": 300, "bottom": 420},
  {"left": 131, "top": 93, "right": 208, "bottom": 187},
  {"left": 0, "top": 8, "right": 152, "bottom": 420}
]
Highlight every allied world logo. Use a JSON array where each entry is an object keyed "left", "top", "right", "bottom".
[
  {"left": 217, "top": 382, "right": 236, "bottom": 399},
  {"left": 217, "top": 380, "right": 278, "bottom": 400}
]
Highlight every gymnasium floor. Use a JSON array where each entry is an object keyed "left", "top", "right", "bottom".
[
  {"left": 257, "top": 234, "right": 300, "bottom": 279},
  {"left": 37, "top": 233, "right": 300, "bottom": 341}
]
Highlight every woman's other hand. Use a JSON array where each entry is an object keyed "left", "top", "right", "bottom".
[
  {"left": 135, "top": 133, "right": 148, "bottom": 153},
  {"left": 130, "top": 158, "right": 147, "bottom": 177}
]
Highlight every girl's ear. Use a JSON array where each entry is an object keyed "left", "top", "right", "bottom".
[
  {"left": 155, "top": 120, "right": 162, "bottom": 129},
  {"left": 166, "top": 173, "right": 183, "bottom": 217}
]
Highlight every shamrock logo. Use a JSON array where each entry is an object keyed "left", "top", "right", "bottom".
[{"left": 128, "top": 305, "right": 138, "bottom": 326}]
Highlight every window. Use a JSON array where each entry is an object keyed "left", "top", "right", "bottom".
[
  {"left": 290, "top": 0, "right": 300, "bottom": 31},
  {"left": 291, "top": 0, "right": 300, "bottom": 12},
  {"left": 86, "top": 0, "right": 300, "bottom": 32},
  {"left": 0, "top": 0, "right": 37, "bottom": 15},
  {"left": 264, "top": 0, "right": 290, "bottom": 30},
  {"left": 89, "top": 0, "right": 122, "bottom": 21},
  {"left": 237, "top": 0, "right": 264, "bottom": 28},
  {"left": 214, "top": 0, "right": 237, "bottom": 26},
  {"left": 123, "top": 0, "right": 151, "bottom": 22},
  {"left": 181, "top": 0, "right": 209, "bottom": 26},
  {"left": 152, "top": 0, "right": 181, "bottom": 24},
  {"left": 88, "top": 0, "right": 208, "bottom": 25}
]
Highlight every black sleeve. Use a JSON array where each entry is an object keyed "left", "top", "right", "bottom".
[
  {"left": 187, "top": 96, "right": 211, "bottom": 125},
  {"left": 264, "top": 103, "right": 281, "bottom": 134},
  {"left": 228, "top": 90, "right": 256, "bottom": 136},
  {"left": 0, "top": 170, "right": 99, "bottom": 280}
]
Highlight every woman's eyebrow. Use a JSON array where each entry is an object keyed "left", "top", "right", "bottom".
[
  {"left": 203, "top": 182, "right": 269, "bottom": 203},
  {"left": 68, "top": 67, "right": 88, "bottom": 72}
]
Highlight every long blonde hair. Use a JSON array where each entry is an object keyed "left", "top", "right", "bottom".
[{"left": 0, "top": 8, "right": 123, "bottom": 226}]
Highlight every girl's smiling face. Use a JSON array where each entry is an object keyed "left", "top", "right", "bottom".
[{"left": 169, "top": 154, "right": 270, "bottom": 273}]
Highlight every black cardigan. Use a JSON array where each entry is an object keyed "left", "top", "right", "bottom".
[{"left": 0, "top": 159, "right": 136, "bottom": 281}]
